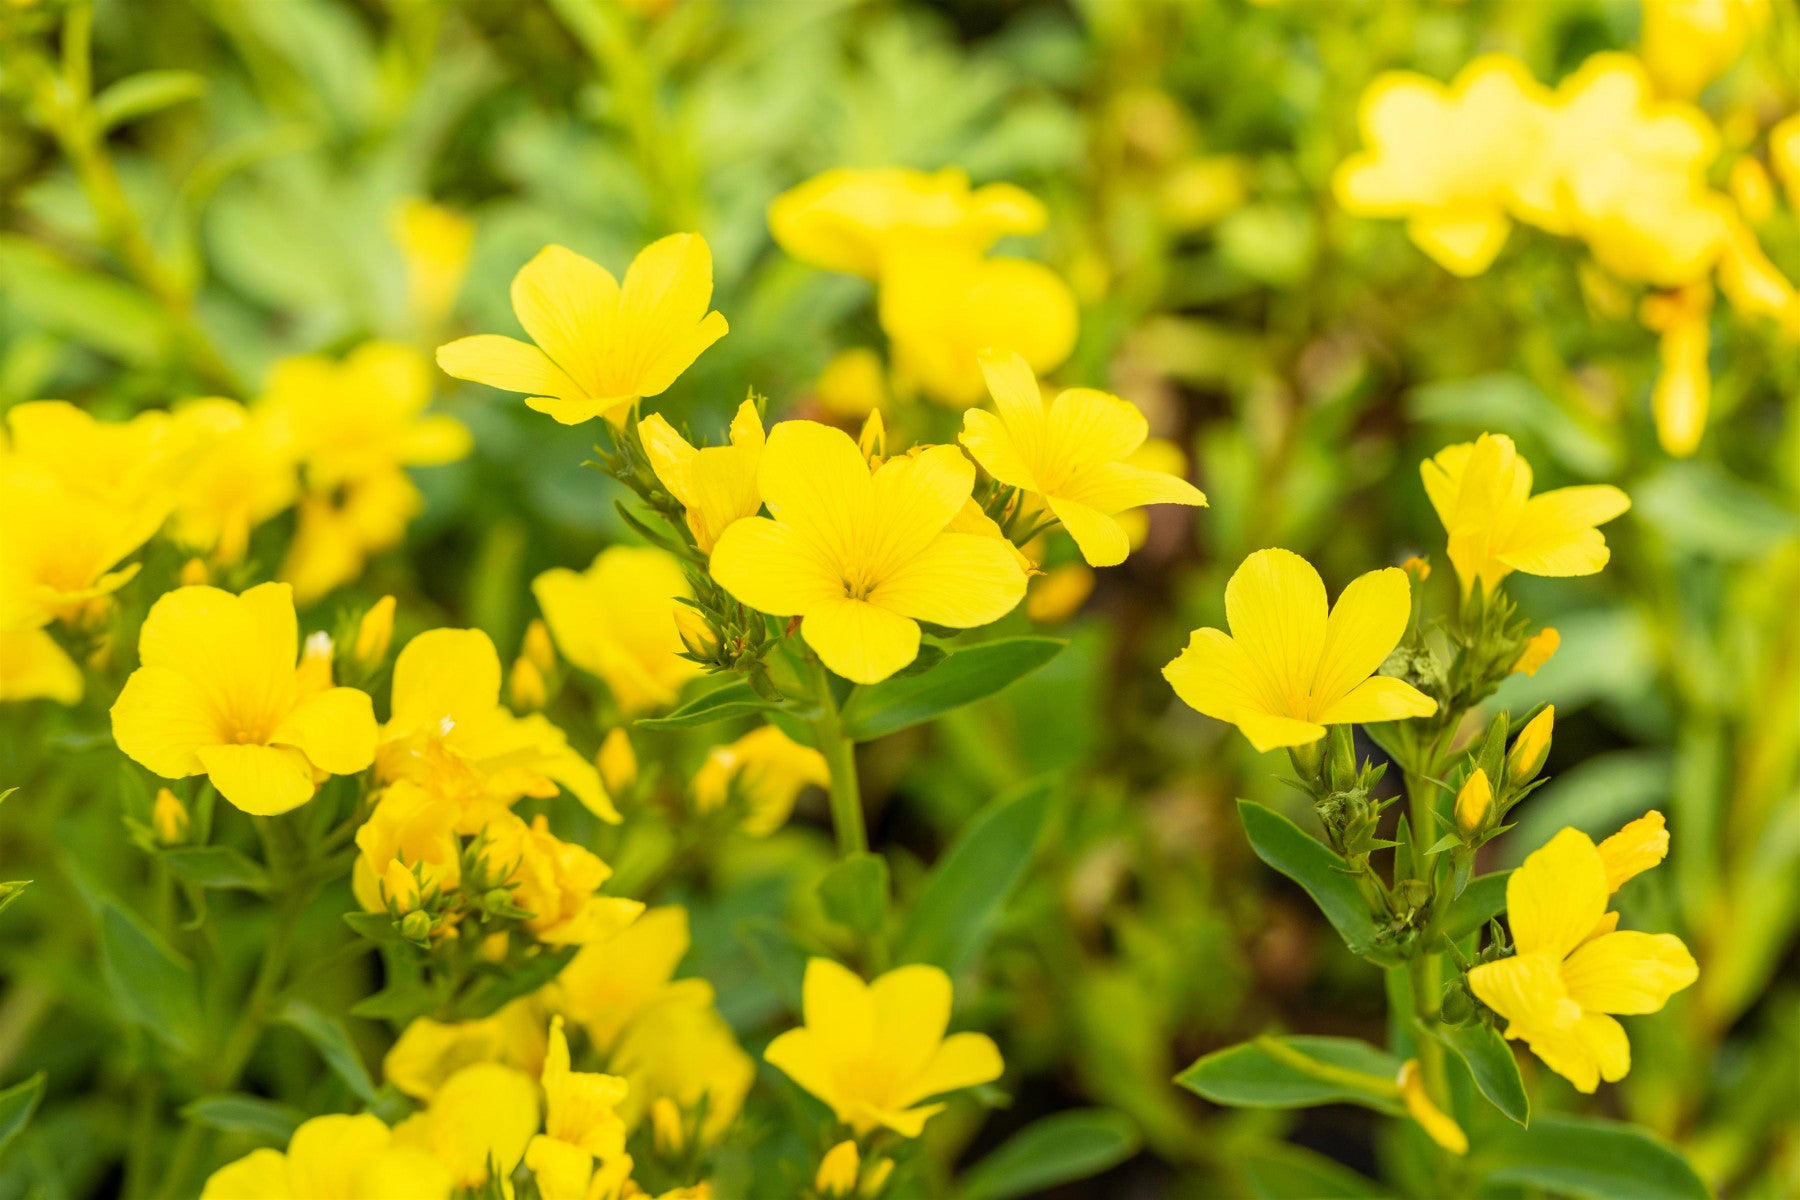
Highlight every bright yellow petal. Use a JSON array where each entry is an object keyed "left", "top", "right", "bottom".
[
  {"left": 616, "top": 233, "right": 729, "bottom": 397},
  {"left": 272, "top": 686, "right": 377, "bottom": 776},
  {"left": 1044, "top": 387, "right": 1148, "bottom": 477},
  {"left": 894, "top": 1032, "right": 1003, "bottom": 1111},
  {"left": 1596, "top": 810, "right": 1669, "bottom": 893},
  {"left": 866, "top": 532, "right": 1025, "bottom": 628},
  {"left": 1224, "top": 549, "right": 1327, "bottom": 720},
  {"left": 1163, "top": 627, "right": 1277, "bottom": 726},
  {"left": 1507, "top": 827, "right": 1610, "bottom": 958},
  {"left": 707, "top": 517, "right": 843, "bottom": 616},
  {"left": 359, "top": 1147, "right": 453, "bottom": 1200},
  {"left": 1407, "top": 209, "right": 1511, "bottom": 277},
  {"left": 110, "top": 665, "right": 222, "bottom": 778},
  {"left": 197, "top": 744, "right": 318, "bottom": 816},
  {"left": 523, "top": 393, "right": 623, "bottom": 426},
  {"left": 863, "top": 444, "right": 976, "bottom": 580},
  {"left": 972, "top": 349, "right": 1046, "bottom": 488},
  {"left": 861, "top": 1100, "right": 944, "bottom": 1139},
  {"left": 1468, "top": 950, "right": 1582, "bottom": 1033},
  {"left": 1309, "top": 566, "right": 1412, "bottom": 711},
  {"left": 389, "top": 628, "right": 503, "bottom": 734},
  {"left": 1397, "top": 1059, "right": 1467, "bottom": 1155},
  {"left": 765, "top": 1028, "right": 845, "bottom": 1119},
  {"left": 1500, "top": 485, "right": 1631, "bottom": 577},
  {"left": 412, "top": 1063, "right": 540, "bottom": 1186},
  {"left": 1313, "top": 675, "right": 1437, "bottom": 726},
  {"left": 139, "top": 585, "right": 295, "bottom": 720},
  {"left": 869, "top": 965, "right": 953, "bottom": 1084},
  {"left": 285, "top": 1113, "right": 393, "bottom": 1197},
  {"left": 435, "top": 335, "right": 586, "bottom": 406},
  {"left": 801, "top": 598, "right": 921, "bottom": 684},
  {"left": 0, "top": 628, "right": 83, "bottom": 704},
  {"left": 637, "top": 413, "right": 699, "bottom": 507},
  {"left": 1560, "top": 930, "right": 1698, "bottom": 1015},
  {"left": 200, "top": 1148, "right": 291, "bottom": 1200},
  {"left": 1045, "top": 496, "right": 1130, "bottom": 567},
  {"left": 1233, "top": 709, "right": 1329, "bottom": 752},
  {"left": 757, "top": 420, "right": 871, "bottom": 567},
  {"left": 510, "top": 245, "right": 621, "bottom": 398},
  {"left": 802, "top": 957, "right": 876, "bottom": 1064},
  {"left": 1056, "top": 461, "right": 1207, "bottom": 516},
  {"left": 959, "top": 408, "right": 1036, "bottom": 492}
]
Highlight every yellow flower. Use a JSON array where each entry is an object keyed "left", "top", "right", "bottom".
[
  {"left": 637, "top": 399, "right": 765, "bottom": 553},
  {"left": 815, "top": 1140, "right": 861, "bottom": 1196},
  {"left": 202, "top": 1112, "right": 452, "bottom": 1200},
  {"left": 376, "top": 628, "right": 616, "bottom": 828},
  {"left": 393, "top": 198, "right": 475, "bottom": 327},
  {"left": 1162, "top": 549, "right": 1436, "bottom": 753},
  {"left": 0, "top": 463, "right": 162, "bottom": 631},
  {"left": 1508, "top": 706, "right": 1555, "bottom": 785},
  {"left": 352, "top": 779, "right": 462, "bottom": 914},
  {"left": 813, "top": 347, "right": 887, "bottom": 419},
  {"left": 264, "top": 342, "right": 471, "bottom": 490},
  {"left": 769, "top": 167, "right": 1046, "bottom": 280},
  {"left": 610, "top": 977, "right": 755, "bottom": 1147},
  {"left": 550, "top": 905, "right": 690, "bottom": 1052},
  {"left": 1421, "top": 434, "right": 1631, "bottom": 595},
  {"left": 152, "top": 788, "right": 190, "bottom": 844},
  {"left": 167, "top": 398, "right": 298, "bottom": 565},
  {"left": 526, "top": 1015, "right": 631, "bottom": 1196},
  {"left": 3, "top": 399, "right": 185, "bottom": 513},
  {"left": 279, "top": 466, "right": 422, "bottom": 604},
  {"left": 1513, "top": 627, "right": 1560, "bottom": 676},
  {"left": 524, "top": 618, "right": 557, "bottom": 672},
  {"left": 1026, "top": 563, "right": 1096, "bottom": 623},
  {"left": 1772, "top": 114, "right": 1800, "bottom": 211},
  {"left": 1334, "top": 56, "right": 1548, "bottom": 276},
  {"left": 764, "top": 958, "right": 1003, "bottom": 1137},
  {"left": 597, "top": 728, "right": 637, "bottom": 799},
  {"left": 383, "top": 998, "right": 548, "bottom": 1102},
  {"left": 512, "top": 655, "right": 549, "bottom": 711},
  {"left": 111, "top": 583, "right": 377, "bottom": 816},
  {"left": 1396, "top": 1059, "right": 1467, "bottom": 1155},
  {"left": 477, "top": 811, "right": 644, "bottom": 945},
  {"left": 1640, "top": 0, "right": 1767, "bottom": 99},
  {"left": 392, "top": 1062, "right": 540, "bottom": 1187},
  {"left": 0, "top": 629, "right": 82, "bottom": 704},
  {"left": 692, "top": 724, "right": 829, "bottom": 836},
  {"left": 961, "top": 350, "right": 1206, "bottom": 566},
  {"left": 708, "top": 421, "right": 1028, "bottom": 684},
  {"left": 1454, "top": 769, "right": 1492, "bottom": 836},
  {"left": 1467, "top": 812, "right": 1697, "bottom": 1093},
  {"left": 437, "top": 236, "right": 727, "bottom": 426},
  {"left": 533, "top": 547, "right": 702, "bottom": 713},
  {"left": 353, "top": 596, "right": 397, "bottom": 668}
]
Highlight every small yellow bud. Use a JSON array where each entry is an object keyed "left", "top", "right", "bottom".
[
  {"left": 1026, "top": 563, "right": 1095, "bottom": 623},
  {"left": 510, "top": 656, "right": 547, "bottom": 711},
  {"left": 651, "top": 1096, "right": 686, "bottom": 1155},
  {"left": 1454, "top": 768, "right": 1492, "bottom": 836},
  {"left": 673, "top": 605, "right": 718, "bottom": 660},
  {"left": 1507, "top": 706, "right": 1554, "bottom": 786},
  {"left": 598, "top": 727, "right": 637, "bottom": 798},
  {"left": 857, "top": 408, "right": 886, "bottom": 462},
  {"left": 1512, "top": 627, "right": 1559, "bottom": 676},
  {"left": 178, "top": 557, "right": 210, "bottom": 587},
  {"left": 1397, "top": 1059, "right": 1467, "bottom": 1155},
  {"left": 860, "top": 1157, "right": 894, "bottom": 1197},
  {"left": 1158, "top": 155, "right": 1246, "bottom": 231},
  {"left": 295, "top": 631, "right": 334, "bottom": 694},
  {"left": 815, "top": 347, "right": 886, "bottom": 418},
  {"left": 1730, "top": 156, "right": 1776, "bottom": 225},
  {"left": 1401, "top": 556, "right": 1431, "bottom": 582},
  {"left": 522, "top": 618, "right": 556, "bottom": 673},
  {"left": 353, "top": 595, "right": 396, "bottom": 666},
  {"left": 382, "top": 860, "right": 422, "bottom": 913},
  {"left": 479, "top": 930, "right": 510, "bottom": 962},
  {"left": 815, "top": 1140, "right": 860, "bottom": 1197},
  {"left": 152, "top": 788, "right": 189, "bottom": 845}
]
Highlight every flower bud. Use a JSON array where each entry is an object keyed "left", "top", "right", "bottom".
[
  {"left": 399, "top": 909, "right": 433, "bottom": 944},
  {"left": 179, "top": 557, "right": 210, "bottom": 587},
  {"left": 353, "top": 595, "right": 396, "bottom": 667},
  {"left": 382, "top": 860, "right": 422, "bottom": 913},
  {"left": 652, "top": 1096, "right": 687, "bottom": 1155},
  {"left": 598, "top": 727, "right": 637, "bottom": 798},
  {"left": 1401, "top": 556, "right": 1431, "bottom": 582},
  {"left": 296, "top": 631, "right": 334, "bottom": 694},
  {"left": 509, "top": 656, "right": 547, "bottom": 711},
  {"left": 1507, "top": 706, "right": 1554, "bottom": 785},
  {"left": 1454, "top": 768, "right": 1492, "bottom": 836},
  {"left": 860, "top": 1157, "right": 894, "bottom": 1197},
  {"left": 1512, "top": 627, "right": 1559, "bottom": 676},
  {"left": 673, "top": 605, "right": 718, "bottom": 660},
  {"left": 522, "top": 618, "right": 556, "bottom": 673},
  {"left": 815, "top": 1140, "right": 860, "bottom": 1197},
  {"left": 152, "top": 788, "right": 190, "bottom": 845},
  {"left": 858, "top": 408, "right": 887, "bottom": 462}
]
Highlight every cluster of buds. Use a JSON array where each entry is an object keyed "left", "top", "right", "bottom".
[
  {"left": 1450, "top": 705, "right": 1555, "bottom": 848},
  {"left": 1442, "top": 585, "right": 1537, "bottom": 713},
  {"left": 672, "top": 571, "right": 777, "bottom": 689}
]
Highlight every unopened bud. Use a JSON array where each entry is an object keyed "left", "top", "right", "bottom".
[
  {"left": 651, "top": 1096, "right": 687, "bottom": 1155},
  {"left": 1512, "top": 627, "right": 1558, "bottom": 676},
  {"left": 1454, "top": 768, "right": 1492, "bottom": 836},
  {"left": 399, "top": 909, "right": 433, "bottom": 943},
  {"left": 354, "top": 596, "right": 396, "bottom": 666},
  {"left": 860, "top": 1157, "right": 894, "bottom": 1197},
  {"left": 815, "top": 1139, "right": 859, "bottom": 1196},
  {"left": 383, "top": 859, "right": 422, "bottom": 913},
  {"left": 1401, "top": 556, "right": 1431, "bottom": 582},
  {"left": 673, "top": 605, "right": 718, "bottom": 660},
  {"left": 522, "top": 618, "right": 556, "bottom": 673},
  {"left": 296, "top": 631, "right": 334, "bottom": 693},
  {"left": 1507, "top": 706, "right": 1554, "bottom": 786},
  {"left": 179, "top": 557, "right": 210, "bottom": 587},
  {"left": 152, "top": 788, "right": 190, "bottom": 845},
  {"left": 858, "top": 409, "right": 886, "bottom": 462},
  {"left": 510, "top": 656, "right": 547, "bottom": 711},
  {"left": 598, "top": 727, "right": 637, "bottom": 797}
]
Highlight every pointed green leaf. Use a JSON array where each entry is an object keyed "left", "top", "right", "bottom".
[
  {"left": 1236, "top": 800, "right": 1382, "bottom": 959},
  {"left": 161, "top": 845, "right": 270, "bottom": 892},
  {"left": 278, "top": 1000, "right": 377, "bottom": 1103},
  {"left": 636, "top": 680, "right": 780, "bottom": 729},
  {"left": 99, "top": 902, "right": 202, "bottom": 1056},
  {"left": 93, "top": 70, "right": 206, "bottom": 131},
  {"left": 180, "top": 1093, "right": 304, "bottom": 1145},
  {"left": 960, "top": 1109, "right": 1141, "bottom": 1200},
  {"left": 0, "top": 1072, "right": 46, "bottom": 1158},
  {"left": 816, "top": 853, "right": 889, "bottom": 936},
  {"left": 1475, "top": 1113, "right": 1710, "bottom": 1200},
  {"left": 1431, "top": 1021, "right": 1528, "bottom": 1126},
  {"left": 839, "top": 638, "right": 1064, "bottom": 741},
  {"left": 1441, "top": 871, "right": 1511, "bottom": 941},
  {"left": 1176, "top": 1036, "right": 1403, "bottom": 1114}
]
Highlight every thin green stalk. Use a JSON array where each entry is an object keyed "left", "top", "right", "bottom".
[
  {"left": 1403, "top": 767, "right": 1449, "bottom": 1107},
  {"left": 807, "top": 657, "right": 867, "bottom": 857}
]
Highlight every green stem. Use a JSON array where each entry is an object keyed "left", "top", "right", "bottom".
[
  {"left": 1403, "top": 767, "right": 1449, "bottom": 1107},
  {"left": 808, "top": 658, "right": 867, "bottom": 857}
]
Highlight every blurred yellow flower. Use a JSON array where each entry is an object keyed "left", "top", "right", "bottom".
[
  {"left": 152, "top": 787, "right": 189, "bottom": 844},
  {"left": 384, "top": 998, "right": 548, "bottom": 1102},
  {"left": 598, "top": 727, "right": 637, "bottom": 799},
  {"left": 1335, "top": 56, "right": 1548, "bottom": 276},
  {"left": 437, "top": 236, "right": 727, "bottom": 425},
  {"left": 815, "top": 1140, "right": 861, "bottom": 1196},
  {"left": 0, "top": 462, "right": 162, "bottom": 630},
  {"left": 533, "top": 546, "right": 701, "bottom": 713},
  {"left": 202, "top": 1112, "right": 451, "bottom": 1200},
  {"left": 393, "top": 198, "right": 475, "bottom": 327},
  {"left": 1163, "top": 548, "right": 1435, "bottom": 752},
  {"left": 550, "top": 904, "right": 689, "bottom": 1052},
  {"left": 3, "top": 399, "right": 184, "bottom": 513},
  {"left": 1641, "top": 283, "right": 1713, "bottom": 457},
  {"left": 393, "top": 1062, "right": 540, "bottom": 1188},
  {"left": 279, "top": 466, "right": 421, "bottom": 604},
  {"left": 1639, "top": 0, "right": 1767, "bottom": 99},
  {"left": 1467, "top": 813, "right": 1697, "bottom": 1093},
  {"left": 526, "top": 1015, "right": 631, "bottom": 1200},
  {"left": 1421, "top": 433, "right": 1631, "bottom": 594},
  {"left": 610, "top": 977, "right": 755, "bottom": 1147},
  {"left": 766, "top": 958, "right": 1002, "bottom": 1137},
  {"left": 813, "top": 347, "right": 887, "bottom": 419},
  {"left": 1513, "top": 626, "right": 1560, "bottom": 676},
  {"left": 1027, "top": 562, "right": 1096, "bottom": 623},
  {"left": 476, "top": 811, "right": 643, "bottom": 945},
  {"left": 167, "top": 398, "right": 298, "bottom": 565},
  {"left": 353, "top": 779, "right": 462, "bottom": 914},
  {"left": 111, "top": 583, "right": 377, "bottom": 815},
  {"left": 709, "top": 421, "right": 1027, "bottom": 683},
  {"left": 0, "top": 629, "right": 82, "bottom": 704},
  {"left": 692, "top": 724, "right": 829, "bottom": 835},
  {"left": 377, "top": 627, "right": 615, "bottom": 827},
  {"left": 637, "top": 399, "right": 765, "bottom": 553},
  {"left": 962, "top": 350, "right": 1205, "bottom": 566}
]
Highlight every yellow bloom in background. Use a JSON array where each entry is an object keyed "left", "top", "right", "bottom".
[
  {"left": 1162, "top": 548, "right": 1436, "bottom": 752},
  {"left": 766, "top": 959, "right": 1003, "bottom": 1137},
  {"left": 638, "top": 399, "right": 766, "bottom": 553},
  {"left": 437, "top": 235, "right": 728, "bottom": 425},
  {"left": 1027, "top": 562, "right": 1096, "bottom": 623},
  {"left": 1513, "top": 627, "right": 1560, "bottom": 676},
  {"left": 597, "top": 727, "right": 637, "bottom": 799},
  {"left": 1641, "top": 283, "right": 1713, "bottom": 457},
  {"left": 526, "top": 1015, "right": 631, "bottom": 1199},
  {"left": 1396, "top": 1059, "right": 1467, "bottom": 1155},
  {"left": 352, "top": 779, "right": 462, "bottom": 914},
  {"left": 769, "top": 166, "right": 1046, "bottom": 279},
  {"left": 533, "top": 546, "right": 701, "bottom": 713},
  {"left": 202, "top": 1112, "right": 452, "bottom": 1200},
  {"left": 3, "top": 399, "right": 185, "bottom": 513},
  {"left": 0, "top": 462, "right": 163, "bottom": 631},
  {"left": 692, "top": 724, "right": 829, "bottom": 835},
  {"left": 709, "top": 421, "right": 1027, "bottom": 683},
  {"left": 813, "top": 347, "right": 888, "bottom": 419},
  {"left": 550, "top": 904, "right": 689, "bottom": 1051},
  {"left": 279, "top": 466, "right": 422, "bottom": 605},
  {"left": 961, "top": 350, "right": 1206, "bottom": 566},
  {"left": 393, "top": 197, "right": 475, "bottom": 328},
  {"left": 1334, "top": 56, "right": 1548, "bottom": 276},
  {"left": 167, "top": 398, "right": 299, "bottom": 565},
  {"left": 392, "top": 1062, "right": 540, "bottom": 1188},
  {"left": 610, "top": 977, "right": 755, "bottom": 1147},
  {"left": 1467, "top": 812, "right": 1697, "bottom": 1093},
  {"left": 815, "top": 1140, "right": 861, "bottom": 1196},
  {"left": 0, "top": 628, "right": 82, "bottom": 704},
  {"left": 476, "top": 811, "right": 643, "bottom": 945},
  {"left": 1421, "top": 433, "right": 1631, "bottom": 594},
  {"left": 1639, "top": 0, "right": 1767, "bottom": 99},
  {"left": 383, "top": 998, "right": 548, "bottom": 1102},
  {"left": 152, "top": 787, "right": 190, "bottom": 844},
  {"left": 378, "top": 628, "right": 616, "bottom": 828},
  {"left": 111, "top": 583, "right": 377, "bottom": 816}
]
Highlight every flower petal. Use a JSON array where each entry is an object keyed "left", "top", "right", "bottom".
[
  {"left": 1057, "top": 461, "right": 1206, "bottom": 516},
  {"left": 708, "top": 517, "right": 844, "bottom": 617},
  {"left": 616, "top": 233, "right": 729, "bottom": 397},
  {"left": 1045, "top": 495, "right": 1131, "bottom": 567},
  {"left": 1163, "top": 628, "right": 1278, "bottom": 726},
  {"left": 894, "top": 1033, "right": 1004, "bottom": 1111},
  {"left": 1224, "top": 549, "right": 1327, "bottom": 719},
  {"left": 1044, "top": 387, "right": 1149, "bottom": 477},
  {"left": 757, "top": 420, "right": 871, "bottom": 568},
  {"left": 802, "top": 958, "right": 876, "bottom": 1065},
  {"left": 196, "top": 743, "right": 318, "bottom": 816},
  {"left": 1313, "top": 675, "right": 1437, "bottom": 726},
  {"left": 1561, "top": 930, "right": 1698, "bottom": 1015},
  {"left": 1233, "top": 709, "right": 1329, "bottom": 752},
  {"left": 1507, "top": 827, "right": 1610, "bottom": 958},
  {"left": 802, "top": 598, "right": 921, "bottom": 684},
  {"left": 764, "top": 1029, "right": 844, "bottom": 1120},
  {"left": 273, "top": 686, "right": 377, "bottom": 776},
  {"left": 510, "top": 245, "right": 620, "bottom": 397},
  {"left": 389, "top": 628, "right": 502, "bottom": 735},
  {"left": 865, "top": 444, "right": 976, "bottom": 579},
  {"left": 1311, "top": 566, "right": 1412, "bottom": 712},
  {"left": 436, "top": 335, "right": 586, "bottom": 406},
  {"left": 1596, "top": 810, "right": 1669, "bottom": 893},
  {"left": 111, "top": 665, "right": 221, "bottom": 778},
  {"left": 0, "top": 629, "right": 82, "bottom": 704},
  {"left": 869, "top": 965, "right": 953, "bottom": 1084},
  {"left": 866, "top": 532, "right": 1025, "bottom": 628},
  {"left": 1468, "top": 950, "right": 1582, "bottom": 1033},
  {"left": 959, "top": 408, "right": 1037, "bottom": 492},
  {"left": 1500, "top": 485, "right": 1631, "bottom": 577}
]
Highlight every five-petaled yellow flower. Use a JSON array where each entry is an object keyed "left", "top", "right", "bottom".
[
  {"left": 637, "top": 399, "right": 765, "bottom": 553},
  {"left": 437, "top": 235, "right": 727, "bottom": 425},
  {"left": 1162, "top": 548, "right": 1437, "bottom": 752},
  {"left": 764, "top": 958, "right": 1003, "bottom": 1137},
  {"left": 1468, "top": 812, "right": 1697, "bottom": 1093},
  {"left": 533, "top": 546, "right": 702, "bottom": 713},
  {"left": 708, "top": 421, "right": 1028, "bottom": 683},
  {"left": 961, "top": 349, "right": 1206, "bottom": 566},
  {"left": 111, "top": 583, "right": 377, "bottom": 816},
  {"left": 1422, "top": 433, "right": 1631, "bottom": 595},
  {"left": 201, "top": 1112, "right": 451, "bottom": 1200}
]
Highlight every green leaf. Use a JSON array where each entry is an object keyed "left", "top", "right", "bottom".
[
  {"left": 1236, "top": 800, "right": 1383, "bottom": 960},
  {"left": 278, "top": 1000, "right": 377, "bottom": 1103},
  {"left": 1440, "top": 871, "right": 1510, "bottom": 941},
  {"left": 1407, "top": 373, "right": 1618, "bottom": 478},
  {"left": 816, "top": 853, "right": 889, "bottom": 936},
  {"left": 0, "top": 1072, "right": 46, "bottom": 1159},
  {"left": 1431, "top": 1022, "right": 1528, "bottom": 1126},
  {"left": 737, "top": 917, "right": 811, "bottom": 1013},
  {"left": 960, "top": 1109, "right": 1141, "bottom": 1200},
  {"left": 0, "top": 235, "right": 168, "bottom": 365},
  {"left": 0, "top": 880, "right": 30, "bottom": 918},
  {"left": 93, "top": 70, "right": 207, "bottom": 131},
  {"left": 180, "top": 1093, "right": 304, "bottom": 1145},
  {"left": 1238, "top": 1139, "right": 1391, "bottom": 1199},
  {"left": 160, "top": 845, "right": 270, "bottom": 892},
  {"left": 348, "top": 977, "right": 438, "bottom": 1023},
  {"left": 1633, "top": 461, "right": 1799, "bottom": 562},
  {"left": 1475, "top": 1113, "right": 1710, "bottom": 1200},
  {"left": 451, "top": 948, "right": 578, "bottom": 1020},
  {"left": 635, "top": 680, "right": 780, "bottom": 729},
  {"left": 1175, "top": 1036, "right": 1403, "bottom": 1114},
  {"left": 98, "top": 902, "right": 203, "bottom": 1056},
  {"left": 839, "top": 638, "right": 1065, "bottom": 741},
  {"left": 894, "top": 778, "right": 1054, "bottom": 975}
]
